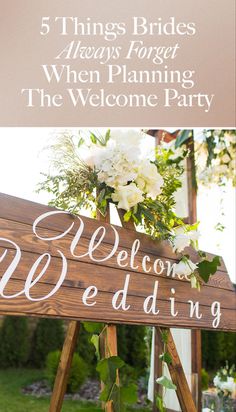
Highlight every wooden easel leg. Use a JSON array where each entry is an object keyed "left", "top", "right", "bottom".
[
  {"left": 49, "top": 320, "right": 80, "bottom": 412},
  {"left": 156, "top": 328, "right": 197, "bottom": 412},
  {"left": 191, "top": 329, "right": 202, "bottom": 412},
  {"left": 100, "top": 324, "right": 118, "bottom": 412},
  {"left": 153, "top": 328, "right": 163, "bottom": 412}
]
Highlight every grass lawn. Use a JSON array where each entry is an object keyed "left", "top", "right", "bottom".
[
  {"left": 0, "top": 369, "right": 150, "bottom": 412},
  {"left": 0, "top": 369, "right": 102, "bottom": 412}
]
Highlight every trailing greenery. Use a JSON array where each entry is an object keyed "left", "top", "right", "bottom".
[
  {"left": 84, "top": 323, "right": 138, "bottom": 412},
  {"left": 29, "top": 318, "right": 65, "bottom": 368},
  {"left": 155, "top": 329, "right": 176, "bottom": 412},
  {"left": 46, "top": 350, "right": 87, "bottom": 393},
  {"left": 0, "top": 316, "right": 30, "bottom": 368}
]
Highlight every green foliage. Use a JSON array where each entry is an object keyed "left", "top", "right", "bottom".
[
  {"left": 77, "top": 323, "right": 98, "bottom": 377},
  {"left": 201, "top": 368, "right": 209, "bottom": 390},
  {"left": 38, "top": 131, "right": 187, "bottom": 241},
  {"left": 156, "top": 376, "right": 176, "bottom": 390},
  {"left": 46, "top": 350, "right": 87, "bottom": 393},
  {"left": 29, "top": 319, "right": 64, "bottom": 368},
  {"left": 0, "top": 316, "right": 30, "bottom": 367},
  {"left": 174, "top": 130, "right": 191, "bottom": 148},
  {"left": 202, "top": 331, "right": 236, "bottom": 371},
  {"left": 197, "top": 256, "right": 221, "bottom": 283},
  {"left": 117, "top": 325, "right": 148, "bottom": 378},
  {"left": 156, "top": 394, "right": 166, "bottom": 412},
  {"left": 96, "top": 356, "right": 137, "bottom": 411}
]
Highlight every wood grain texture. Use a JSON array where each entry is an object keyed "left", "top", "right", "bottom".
[
  {"left": 0, "top": 193, "right": 235, "bottom": 331},
  {"left": 156, "top": 327, "right": 197, "bottom": 412},
  {"left": 49, "top": 321, "right": 80, "bottom": 412}
]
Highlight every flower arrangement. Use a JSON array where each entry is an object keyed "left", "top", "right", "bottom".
[
  {"left": 38, "top": 129, "right": 220, "bottom": 289},
  {"left": 195, "top": 130, "right": 236, "bottom": 187},
  {"left": 158, "top": 129, "right": 236, "bottom": 187},
  {"left": 213, "top": 363, "right": 236, "bottom": 412}
]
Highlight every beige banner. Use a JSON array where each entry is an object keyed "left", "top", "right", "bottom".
[{"left": 0, "top": 0, "right": 235, "bottom": 126}]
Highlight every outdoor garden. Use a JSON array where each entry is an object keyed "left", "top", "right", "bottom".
[{"left": 0, "top": 316, "right": 235, "bottom": 411}]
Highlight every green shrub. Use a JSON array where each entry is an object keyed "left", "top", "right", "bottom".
[
  {"left": 118, "top": 325, "right": 147, "bottom": 377},
  {"left": 77, "top": 323, "right": 97, "bottom": 377},
  {"left": 201, "top": 368, "right": 209, "bottom": 390},
  {"left": 29, "top": 319, "right": 64, "bottom": 368},
  {"left": 46, "top": 350, "right": 87, "bottom": 393},
  {"left": 0, "top": 316, "right": 29, "bottom": 367}
]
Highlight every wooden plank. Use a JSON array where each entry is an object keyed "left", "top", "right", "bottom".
[
  {"left": 153, "top": 328, "right": 163, "bottom": 412},
  {"left": 0, "top": 218, "right": 232, "bottom": 291},
  {"left": 156, "top": 328, "right": 197, "bottom": 412},
  {"left": 1, "top": 279, "right": 235, "bottom": 330},
  {"left": 0, "top": 193, "right": 228, "bottom": 273},
  {"left": 99, "top": 325, "right": 119, "bottom": 412},
  {"left": 1, "top": 247, "right": 234, "bottom": 311},
  {"left": 49, "top": 320, "right": 80, "bottom": 412}
]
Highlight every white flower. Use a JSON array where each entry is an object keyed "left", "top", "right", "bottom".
[
  {"left": 172, "top": 233, "right": 190, "bottom": 253},
  {"left": 136, "top": 161, "right": 164, "bottom": 199},
  {"left": 161, "top": 139, "right": 185, "bottom": 160},
  {"left": 175, "top": 259, "right": 197, "bottom": 279},
  {"left": 85, "top": 139, "right": 140, "bottom": 188},
  {"left": 188, "top": 230, "right": 200, "bottom": 242},
  {"left": 214, "top": 375, "right": 235, "bottom": 394},
  {"left": 110, "top": 129, "right": 144, "bottom": 146},
  {"left": 221, "top": 153, "right": 231, "bottom": 163},
  {"left": 221, "top": 377, "right": 235, "bottom": 393},
  {"left": 213, "top": 375, "right": 221, "bottom": 388},
  {"left": 111, "top": 183, "right": 144, "bottom": 211}
]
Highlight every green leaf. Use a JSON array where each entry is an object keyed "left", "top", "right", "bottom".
[
  {"left": 175, "top": 130, "right": 191, "bottom": 148},
  {"left": 159, "top": 352, "right": 172, "bottom": 365},
  {"left": 161, "top": 330, "right": 169, "bottom": 344},
  {"left": 91, "top": 334, "right": 100, "bottom": 360},
  {"left": 156, "top": 376, "right": 177, "bottom": 390},
  {"left": 123, "top": 210, "right": 132, "bottom": 222},
  {"left": 105, "top": 129, "right": 111, "bottom": 143},
  {"left": 96, "top": 356, "right": 124, "bottom": 384},
  {"left": 97, "top": 189, "right": 106, "bottom": 204},
  {"left": 156, "top": 395, "right": 166, "bottom": 412},
  {"left": 83, "top": 322, "right": 103, "bottom": 334},
  {"left": 142, "top": 207, "right": 155, "bottom": 221},
  {"left": 77, "top": 137, "right": 84, "bottom": 148},
  {"left": 120, "top": 383, "right": 138, "bottom": 404},
  {"left": 90, "top": 132, "right": 97, "bottom": 144},
  {"left": 197, "top": 256, "right": 221, "bottom": 283},
  {"left": 110, "top": 383, "right": 124, "bottom": 412}
]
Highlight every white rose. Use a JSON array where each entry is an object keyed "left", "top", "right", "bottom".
[
  {"left": 136, "top": 161, "right": 164, "bottom": 199},
  {"left": 172, "top": 233, "right": 190, "bottom": 253},
  {"left": 175, "top": 259, "right": 197, "bottom": 278},
  {"left": 110, "top": 129, "right": 143, "bottom": 146},
  {"left": 111, "top": 183, "right": 144, "bottom": 211},
  {"left": 213, "top": 375, "right": 221, "bottom": 388},
  {"left": 221, "top": 377, "right": 235, "bottom": 393}
]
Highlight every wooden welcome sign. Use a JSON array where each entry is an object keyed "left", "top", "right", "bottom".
[{"left": 0, "top": 192, "right": 235, "bottom": 331}]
